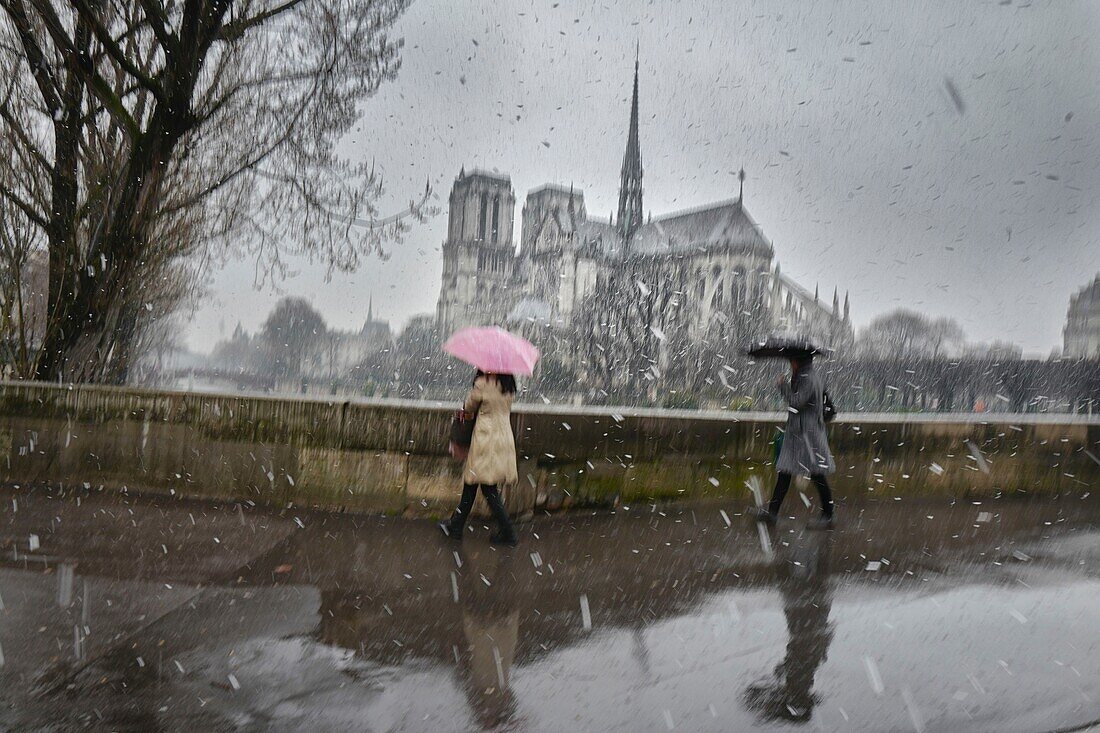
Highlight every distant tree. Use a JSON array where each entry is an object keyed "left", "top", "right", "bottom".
[
  {"left": 663, "top": 302, "right": 767, "bottom": 405},
  {"left": 507, "top": 321, "right": 575, "bottom": 398},
  {"left": 391, "top": 315, "right": 461, "bottom": 398},
  {"left": 573, "top": 267, "right": 673, "bottom": 403},
  {"left": 572, "top": 259, "right": 774, "bottom": 405},
  {"left": 0, "top": 0, "right": 429, "bottom": 383},
  {"left": 258, "top": 298, "right": 326, "bottom": 380},
  {"left": 211, "top": 323, "right": 258, "bottom": 373},
  {"left": 966, "top": 340, "right": 1023, "bottom": 360},
  {"left": 858, "top": 309, "right": 926, "bottom": 358},
  {"left": 927, "top": 317, "right": 967, "bottom": 359},
  {"left": 351, "top": 342, "right": 395, "bottom": 397},
  {"left": 530, "top": 351, "right": 577, "bottom": 398},
  {"left": 858, "top": 309, "right": 967, "bottom": 359}
]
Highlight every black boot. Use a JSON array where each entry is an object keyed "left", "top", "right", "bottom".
[
  {"left": 483, "top": 485, "right": 518, "bottom": 546},
  {"left": 807, "top": 514, "right": 835, "bottom": 531},
  {"left": 439, "top": 520, "right": 463, "bottom": 539},
  {"left": 490, "top": 530, "right": 517, "bottom": 546},
  {"left": 441, "top": 483, "right": 478, "bottom": 540},
  {"left": 750, "top": 507, "right": 778, "bottom": 525}
]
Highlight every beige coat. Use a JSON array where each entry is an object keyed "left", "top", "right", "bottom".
[{"left": 463, "top": 376, "right": 518, "bottom": 486}]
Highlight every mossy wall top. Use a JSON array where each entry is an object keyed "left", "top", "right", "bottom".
[{"left": 2, "top": 381, "right": 1099, "bottom": 501}]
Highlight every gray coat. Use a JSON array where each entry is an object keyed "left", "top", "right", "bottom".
[{"left": 776, "top": 363, "right": 836, "bottom": 476}]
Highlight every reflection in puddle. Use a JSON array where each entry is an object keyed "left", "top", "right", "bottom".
[
  {"left": 743, "top": 532, "right": 834, "bottom": 724},
  {"left": 319, "top": 544, "right": 523, "bottom": 730},
  {"left": 455, "top": 548, "right": 520, "bottom": 729}
]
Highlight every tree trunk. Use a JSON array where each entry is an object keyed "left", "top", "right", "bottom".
[
  {"left": 33, "top": 2, "right": 218, "bottom": 383},
  {"left": 36, "top": 16, "right": 90, "bottom": 381}
]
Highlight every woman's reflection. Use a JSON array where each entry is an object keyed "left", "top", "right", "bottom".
[
  {"left": 454, "top": 546, "right": 520, "bottom": 731},
  {"left": 744, "top": 530, "right": 835, "bottom": 724}
]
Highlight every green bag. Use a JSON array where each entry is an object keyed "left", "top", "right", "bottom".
[{"left": 772, "top": 429, "right": 784, "bottom": 463}]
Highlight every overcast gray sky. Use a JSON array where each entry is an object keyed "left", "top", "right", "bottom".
[{"left": 184, "top": 0, "right": 1100, "bottom": 356}]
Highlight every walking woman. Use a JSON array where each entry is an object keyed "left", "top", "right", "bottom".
[
  {"left": 440, "top": 371, "right": 519, "bottom": 545},
  {"left": 754, "top": 355, "right": 836, "bottom": 529}
]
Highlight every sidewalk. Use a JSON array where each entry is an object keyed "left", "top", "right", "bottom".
[{"left": 1, "top": 484, "right": 1098, "bottom": 731}]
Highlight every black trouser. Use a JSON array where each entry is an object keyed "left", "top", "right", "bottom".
[
  {"left": 447, "top": 483, "right": 516, "bottom": 538},
  {"left": 767, "top": 472, "right": 834, "bottom": 518}
]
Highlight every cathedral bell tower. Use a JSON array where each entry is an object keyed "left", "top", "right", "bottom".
[{"left": 437, "top": 169, "right": 517, "bottom": 335}]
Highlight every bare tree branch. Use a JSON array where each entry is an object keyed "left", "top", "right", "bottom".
[
  {"left": 0, "top": 179, "right": 47, "bottom": 228},
  {"left": 26, "top": 0, "right": 143, "bottom": 136},
  {"left": 67, "top": 0, "right": 167, "bottom": 102},
  {"left": 2, "top": 0, "right": 62, "bottom": 111},
  {"left": 217, "top": 0, "right": 306, "bottom": 42},
  {"left": 135, "top": 0, "right": 176, "bottom": 56}
]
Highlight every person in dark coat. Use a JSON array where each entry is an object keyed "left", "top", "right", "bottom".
[{"left": 754, "top": 356, "right": 836, "bottom": 528}]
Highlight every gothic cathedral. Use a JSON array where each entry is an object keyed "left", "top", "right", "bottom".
[{"left": 436, "top": 59, "right": 852, "bottom": 356}]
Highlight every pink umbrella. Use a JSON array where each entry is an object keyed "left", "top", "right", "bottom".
[{"left": 443, "top": 326, "right": 540, "bottom": 376}]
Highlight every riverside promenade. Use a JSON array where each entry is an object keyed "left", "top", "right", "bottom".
[{"left": 2, "top": 381, "right": 1099, "bottom": 730}]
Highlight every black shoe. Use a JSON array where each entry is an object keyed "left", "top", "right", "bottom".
[
  {"left": 750, "top": 507, "right": 777, "bottom": 525},
  {"left": 489, "top": 531, "right": 517, "bottom": 547},
  {"left": 808, "top": 515, "right": 835, "bottom": 531},
  {"left": 439, "top": 521, "right": 462, "bottom": 539}
]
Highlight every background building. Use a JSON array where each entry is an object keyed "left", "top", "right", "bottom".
[
  {"left": 1064, "top": 276, "right": 1100, "bottom": 358},
  {"left": 304, "top": 300, "right": 393, "bottom": 383}
]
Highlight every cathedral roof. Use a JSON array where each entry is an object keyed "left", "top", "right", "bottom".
[
  {"left": 528, "top": 183, "right": 580, "bottom": 197},
  {"left": 576, "top": 219, "right": 622, "bottom": 255},
  {"left": 629, "top": 200, "right": 772, "bottom": 257},
  {"left": 360, "top": 320, "right": 391, "bottom": 339},
  {"left": 524, "top": 201, "right": 583, "bottom": 243},
  {"left": 454, "top": 168, "right": 512, "bottom": 188}
]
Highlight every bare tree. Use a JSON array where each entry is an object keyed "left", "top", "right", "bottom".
[
  {"left": 572, "top": 260, "right": 683, "bottom": 403},
  {"left": 571, "top": 255, "right": 776, "bottom": 406},
  {"left": 858, "top": 309, "right": 967, "bottom": 360},
  {"left": 927, "top": 317, "right": 966, "bottom": 360},
  {"left": 390, "top": 315, "right": 460, "bottom": 398},
  {"left": 257, "top": 296, "right": 325, "bottom": 381},
  {"left": 0, "top": 0, "right": 430, "bottom": 383}
]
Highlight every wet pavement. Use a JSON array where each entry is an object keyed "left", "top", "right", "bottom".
[{"left": 1, "top": 484, "right": 1099, "bottom": 732}]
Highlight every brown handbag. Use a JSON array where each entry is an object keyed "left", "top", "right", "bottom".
[{"left": 449, "top": 408, "right": 476, "bottom": 448}]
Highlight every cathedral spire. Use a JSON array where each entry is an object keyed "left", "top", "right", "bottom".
[{"left": 616, "top": 46, "right": 644, "bottom": 242}]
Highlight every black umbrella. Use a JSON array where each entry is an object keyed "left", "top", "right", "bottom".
[{"left": 747, "top": 335, "right": 830, "bottom": 360}]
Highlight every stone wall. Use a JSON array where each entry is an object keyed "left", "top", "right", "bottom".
[{"left": 2, "top": 381, "right": 1098, "bottom": 516}]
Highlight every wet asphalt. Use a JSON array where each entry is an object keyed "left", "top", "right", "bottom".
[{"left": 1, "top": 483, "right": 1098, "bottom": 732}]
